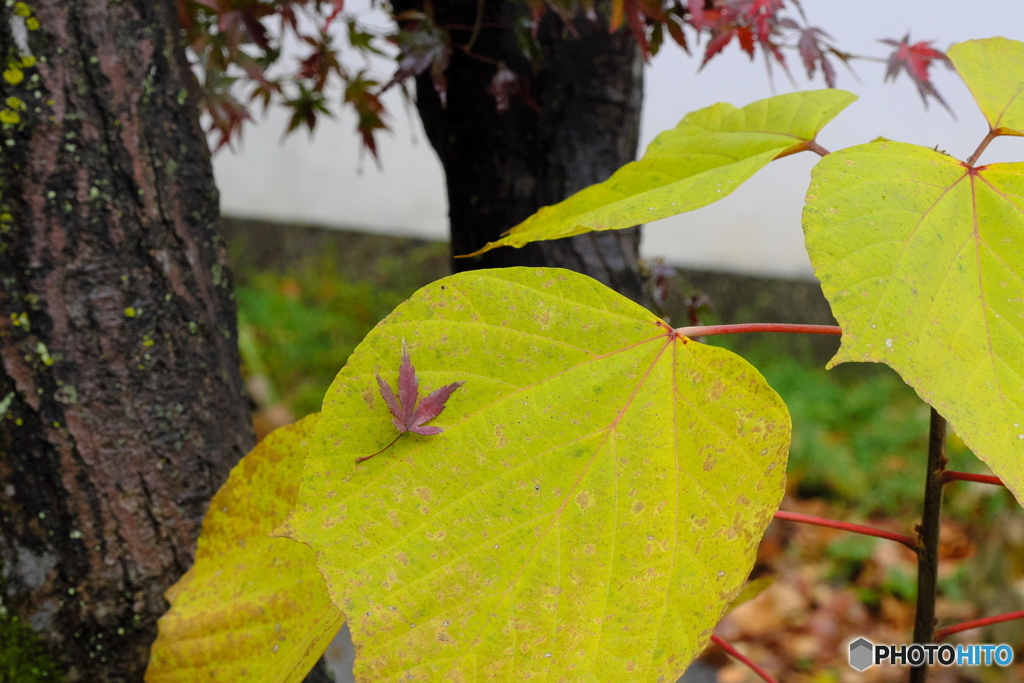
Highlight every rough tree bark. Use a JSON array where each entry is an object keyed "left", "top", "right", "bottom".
[
  {"left": 0, "top": 1, "right": 253, "bottom": 679},
  {"left": 401, "top": 0, "right": 647, "bottom": 302}
]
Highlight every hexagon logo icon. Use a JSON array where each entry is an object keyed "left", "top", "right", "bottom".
[{"left": 849, "top": 637, "right": 874, "bottom": 671}]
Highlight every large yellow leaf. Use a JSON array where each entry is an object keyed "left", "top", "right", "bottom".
[
  {"left": 278, "top": 268, "right": 791, "bottom": 682},
  {"left": 803, "top": 141, "right": 1024, "bottom": 500},
  {"left": 948, "top": 37, "right": 1024, "bottom": 136},
  {"left": 466, "top": 90, "right": 856, "bottom": 256},
  {"left": 147, "top": 415, "right": 344, "bottom": 682}
]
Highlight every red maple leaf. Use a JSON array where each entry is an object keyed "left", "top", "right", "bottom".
[
  {"left": 738, "top": 0, "right": 784, "bottom": 45},
  {"left": 696, "top": 0, "right": 785, "bottom": 69},
  {"left": 381, "top": 15, "right": 451, "bottom": 106},
  {"left": 357, "top": 341, "right": 465, "bottom": 464},
  {"left": 343, "top": 72, "right": 388, "bottom": 161},
  {"left": 324, "top": 0, "right": 345, "bottom": 28},
  {"left": 881, "top": 34, "right": 953, "bottom": 113},
  {"left": 780, "top": 19, "right": 838, "bottom": 87}
]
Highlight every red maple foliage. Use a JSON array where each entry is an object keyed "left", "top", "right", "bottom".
[
  {"left": 880, "top": 34, "right": 955, "bottom": 113},
  {"left": 177, "top": 0, "right": 953, "bottom": 158}
]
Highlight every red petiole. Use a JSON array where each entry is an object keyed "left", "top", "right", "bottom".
[
  {"left": 774, "top": 510, "right": 917, "bottom": 549},
  {"left": 711, "top": 634, "right": 779, "bottom": 683},
  {"left": 941, "top": 470, "right": 1004, "bottom": 487},
  {"left": 935, "top": 610, "right": 1024, "bottom": 641},
  {"left": 355, "top": 433, "right": 403, "bottom": 464},
  {"left": 674, "top": 323, "right": 842, "bottom": 338}
]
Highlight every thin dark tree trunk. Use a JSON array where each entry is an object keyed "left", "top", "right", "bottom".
[
  {"left": 0, "top": 1, "right": 253, "bottom": 679},
  {"left": 909, "top": 409, "right": 947, "bottom": 683},
  {"left": 402, "top": 0, "right": 647, "bottom": 301}
]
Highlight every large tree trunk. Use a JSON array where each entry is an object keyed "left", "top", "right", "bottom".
[
  {"left": 0, "top": 1, "right": 253, "bottom": 679},
  {"left": 406, "top": 1, "right": 647, "bottom": 302}
]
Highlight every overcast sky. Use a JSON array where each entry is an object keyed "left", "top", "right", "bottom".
[{"left": 214, "top": 0, "right": 1024, "bottom": 279}]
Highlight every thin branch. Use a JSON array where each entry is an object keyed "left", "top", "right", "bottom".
[
  {"left": 711, "top": 635, "right": 779, "bottom": 683},
  {"left": 935, "top": 610, "right": 1024, "bottom": 641},
  {"left": 438, "top": 22, "right": 508, "bottom": 31},
  {"left": 452, "top": 44, "right": 501, "bottom": 66},
  {"left": 775, "top": 43, "right": 888, "bottom": 63},
  {"left": 910, "top": 408, "right": 947, "bottom": 683},
  {"left": 773, "top": 510, "right": 917, "bottom": 549},
  {"left": 773, "top": 140, "right": 831, "bottom": 160},
  {"left": 355, "top": 433, "right": 403, "bottom": 464},
  {"left": 966, "top": 129, "right": 999, "bottom": 166},
  {"left": 807, "top": 140, "right": 831, "bottom": 157},
  {"left": 675, "top": 323, "right": 842, "bottom": 338},
  {"left": 464, "top": 0, "right": 486, "bottom": 53},
  {"left": 941, "top": 470, "right": 1004, "bottom": 487},
  {"left": 839, "top": 53, "right": 888, "bottom": 64}
]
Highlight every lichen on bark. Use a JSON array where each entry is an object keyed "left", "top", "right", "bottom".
[{"left": 0, "top": 1, "right": 253, "bottom": 679}]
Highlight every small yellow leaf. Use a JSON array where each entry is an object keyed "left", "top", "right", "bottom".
[
  {"left": 948, "top": 38, "right": 1024, "bottom": 136},
  {"left": 727, "top": 575, "right": 775, "bottom": 612},
  {"left": 147, "top": 415, "right": 343, "bottom": 682},
  {"left": 465, "top": 90, "right": 856, "bottom": 256}
]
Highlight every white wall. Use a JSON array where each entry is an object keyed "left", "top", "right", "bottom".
[{"left": 214, "top": 0, "right": 1024, "bottom": 280}]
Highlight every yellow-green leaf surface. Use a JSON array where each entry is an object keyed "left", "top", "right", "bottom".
[
  {"left": 466, "top": 90, "right": 856, "bottom": 256},
  {"left": 279, "top": 268, "right": 791, "bottom": 682},
  {"left": 804, "top": 141, "right": 1024, "bottom": 500},
  {"left": 727, "top": 576, "right": 774, "bottom": 612},
  {"left": 948, "top": 38, "right": 1024, "bottom": 136},
  {"left": 147, "top": 415, "right": 344, "bottom": 682}
]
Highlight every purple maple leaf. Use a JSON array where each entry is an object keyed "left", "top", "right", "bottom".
[
  {"left": 376, "top": 341, "right": 464, "bottom": 436},
  {"left": 358, "top": 342, "right": 464, "bottom": 464}
]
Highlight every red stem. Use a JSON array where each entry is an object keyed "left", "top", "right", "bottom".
[
  {"left": 711, "top": 635, "right": 779, "bottom": 683},
  {"left": 934, "top": 610, "right": 1024, "bottom": 641},
  {"left": 807, "top": 140, "right": 831, "bottom": 157},
  {"left": 675, "top": 323, "right": 842, "bottom": 338},
  {"left": 355, "top": 432, "right": 403, "bottom": 464},
  {"left": 966, "top": 129, "right": 998, "bottom": 167},
  {"left": 773, "top": 140, "right": 832, "bottom": 161},
  {"left": 773, "top": 510, "right": 917, "bottom": 549},
  {"left": 941, "top": 470, "right": 1004, "bottom": 487}
]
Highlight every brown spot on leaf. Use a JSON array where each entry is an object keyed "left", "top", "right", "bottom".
[{"left": 494, "top": 424, "right": 509, "bottom": 449}]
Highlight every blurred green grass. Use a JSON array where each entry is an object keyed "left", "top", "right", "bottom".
[{"left": 235, "top": 244, "right": 446, "bottom": 417}]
